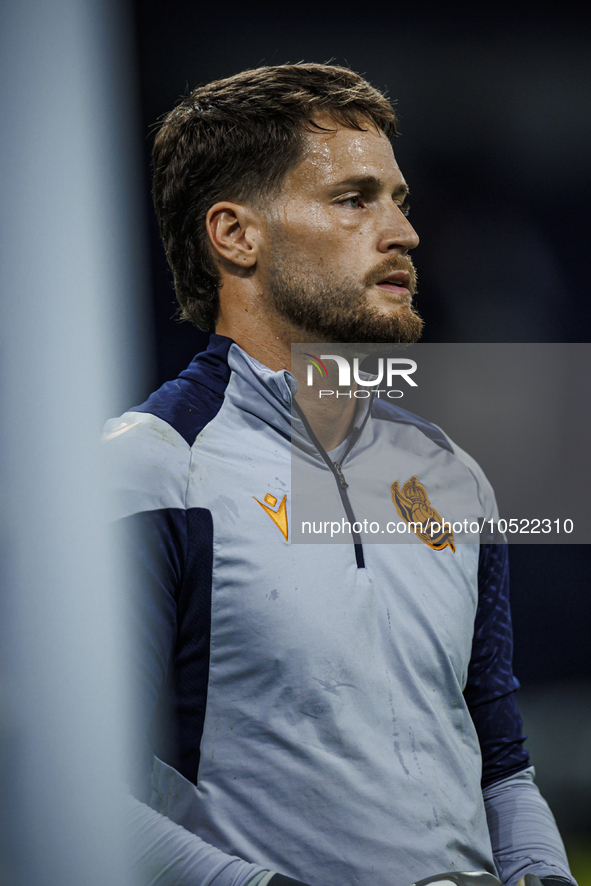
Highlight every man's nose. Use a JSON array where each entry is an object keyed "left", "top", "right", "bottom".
[{"left": 377, "top": 205, "right": 419, "bottom": 253}]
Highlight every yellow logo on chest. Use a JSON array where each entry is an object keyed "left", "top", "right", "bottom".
[
  {"left": 254, "top": 493, "right": 289, "bottom": 541},
  {"left": 391, "top": 476, "right": 455, "bottom": 552}
]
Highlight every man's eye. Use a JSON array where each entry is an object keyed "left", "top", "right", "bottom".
[
  {"left": 339, "top": 195, "right": 361, "bottom": 208},
  {"left": 397, "top": 201, "right": 411, "bottom": 217}
]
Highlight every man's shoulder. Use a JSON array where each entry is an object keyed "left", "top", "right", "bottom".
[
  {"left": 102, "top": 410, "right": 193, "bottom": 520},
  {"left": 128, "top": 336, "right": 233, "bottom": 447},
  {"left": 371, "top": 397, "right": 454, "bottom": 453},
  {"left": 102, "top": 339, "right": 235, "bottom": 521},
  {"left": 371, "top": 396, "right": 499, "bottom": 519}
]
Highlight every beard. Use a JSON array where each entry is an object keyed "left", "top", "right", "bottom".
[{"left": 266, "top": 248, "right": 424, "bottom": 344}]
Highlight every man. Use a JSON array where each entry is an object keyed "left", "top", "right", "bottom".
[{"left": 105, "top": 63, "right": 575, "bottom": 886}]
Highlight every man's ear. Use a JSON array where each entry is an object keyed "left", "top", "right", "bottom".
[{"left": 206, "top": 202, "right": 260, "bottom": 269}]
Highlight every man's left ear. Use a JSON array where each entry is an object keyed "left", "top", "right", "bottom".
[{"left": 205, "top": 202, "right": 260, "bottom": 269}]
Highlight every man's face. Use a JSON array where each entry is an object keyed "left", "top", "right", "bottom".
[{"left": 259, "top": 117, "right": 422, "bottom": 343}]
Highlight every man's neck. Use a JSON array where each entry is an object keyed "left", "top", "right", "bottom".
[
  {"left": 291, "top": 366, "right": 359, "bottom": 452},
  {"left": 215, "top": 317, "right": 357, "bottom": 452}
]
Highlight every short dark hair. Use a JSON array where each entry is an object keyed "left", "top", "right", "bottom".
[{"left": 152, "top": 63, "right": 398, "bottom": 330}]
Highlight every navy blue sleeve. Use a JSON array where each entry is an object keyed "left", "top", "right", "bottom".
[
  {"left": 464, "top": 543, "right": 530, "bottom": 787},
  {"left": 117, "top": 508, "right": 187, "bottom": 800},
  {"left": 118, "top": 507, "right": 214, "bottom": 799},
  {"left": 115, "top": 507, "right": 268, "bottom": 886}
]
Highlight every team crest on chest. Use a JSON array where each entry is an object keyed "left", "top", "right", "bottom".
[{"left": 391, "top": 476, "right": 455, "bottom": 552}]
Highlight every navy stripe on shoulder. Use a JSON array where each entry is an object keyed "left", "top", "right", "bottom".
[
  {"left": 371, "top": 397, "right": 453, "bottom": 453},
  {"left": 132, "top": 334, "right": 233, "bottom": 447}
]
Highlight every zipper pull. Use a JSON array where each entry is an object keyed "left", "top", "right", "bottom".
[{"left": 333, "top": 462, "right": 349, "bottom": 489}]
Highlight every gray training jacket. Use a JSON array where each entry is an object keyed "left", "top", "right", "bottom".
[{"left": 104, "top": 335, "right": 572, "bottom": 886}]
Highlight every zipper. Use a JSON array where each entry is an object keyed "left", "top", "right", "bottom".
[
  {"left": 292, "top": 399, "right": 372, "bottom": 569},
  {"left": 333, "top": 461, "right": 349, "bottom": 489}
]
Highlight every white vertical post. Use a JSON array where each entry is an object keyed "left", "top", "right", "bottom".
[{"left": 0, "top": 0, "right": 148, "bottom": 883}]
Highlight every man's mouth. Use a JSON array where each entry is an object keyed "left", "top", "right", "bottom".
[{"left": 375, "top": 270, "right": 412, "bottom": 295}]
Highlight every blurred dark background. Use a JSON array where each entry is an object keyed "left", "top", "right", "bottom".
[{"left": 130, "top": 0, "right": 591, "bottom": 854}]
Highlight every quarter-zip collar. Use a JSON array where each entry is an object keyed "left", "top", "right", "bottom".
[
  {"left": 202, "top": 334, "right": 372, "bottom": 459},
  {"left": 215, "top": 335, "right": 370, "bottom": 570}
]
